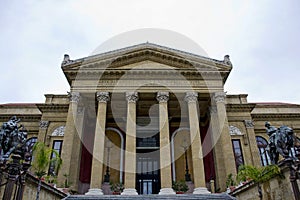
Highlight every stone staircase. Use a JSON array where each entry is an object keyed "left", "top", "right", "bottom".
[{"left": 64, "top": 193, "right": 236, "bottom": 200}]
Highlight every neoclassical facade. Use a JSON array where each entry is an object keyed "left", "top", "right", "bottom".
[{"left": 0, "top": 43, "right": 299, "bottom": 195}]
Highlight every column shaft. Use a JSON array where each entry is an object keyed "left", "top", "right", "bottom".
[
  {"left": 185, "top": 92, "right": 207, "bottom": 193},
  {"left": 157, "top": 92, "right": 175, "bottom": 195},
  {"left": 122, "top": 92, "right": 138, "bottom": 195},
  {"left": 59, "top": 92, "right": 80, "bottom": 190},
  {"left": 86, "top": 92, "right": 109, "bottom": 195}
]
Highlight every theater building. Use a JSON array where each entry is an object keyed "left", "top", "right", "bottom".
[{"left": 0, "top": 43, "right": 299, "bottom": 195}]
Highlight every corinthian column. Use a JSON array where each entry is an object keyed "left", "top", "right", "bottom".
[
  {"left": 59, "top": 92, "right": 80, "bottom": 190},
  {"left": 86, "top": 92, "right": 110, "bottom": 195},
  {"left": 157, "top": 92, "right": 175, "bottom": 195},
  {"left": 212, "top": 92, "right": 236, "bottom": 191},
  {"left": 121, "top": 91, "right": 139, "bottom": 195},
  {"left": 185, "top": 92, "right": 209, "bottom": 194}
]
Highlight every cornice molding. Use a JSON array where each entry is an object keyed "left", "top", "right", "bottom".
[
  {"left": 36, "top": 104, "right": 69, "bottom": 113},
  {"left": 252, "top": 113, "right": 300, "bottom": 119},
  {"left": 226, "top": 104, "right": 256, "bottom": 112}
]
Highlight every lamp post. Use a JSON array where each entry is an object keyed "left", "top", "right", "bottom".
[
  {"left": 181, "top": 138, "right": 191, "bottom": 181},
  {"left": 104, "top": 140, "right": 112, "bottom": 183}
]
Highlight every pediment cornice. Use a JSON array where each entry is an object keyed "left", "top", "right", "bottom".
[{"left": 62, "top": 43, "right": 232, "bottom": 85}]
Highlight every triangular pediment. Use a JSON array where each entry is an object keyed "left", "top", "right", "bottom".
[{"left": 62, "top": 43, "right": 232, "bottom": 85}]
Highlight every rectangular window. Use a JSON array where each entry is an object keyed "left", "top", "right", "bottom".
[
  {"left": 48, "top": 140, "right": 63, "bottom": 176},
  {"left": 232, "top": 139, "right": 244, "bottom": 171}
]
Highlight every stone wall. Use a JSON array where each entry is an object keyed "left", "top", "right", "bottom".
[
  {"left": 231, "top": 166, "right": 298, "bottom": 200},
  {"left": 0, "top": 173, "right": 67, "bottom": 200}
]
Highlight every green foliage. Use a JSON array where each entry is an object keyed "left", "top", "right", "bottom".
[
  {"left": 172, "top": 180, "right": 189, "bottom": 192},
  {"left": 45, "top": 175, "right": 57, "bottom": 184},
  {"left": 110, "top": 182, "right": 124, "bottom": 192},
  {"left": 237, "top": 164, "right": 282, "bottom": 184},
  {"left": 63, "top": 173, "right": 72, "bottom": 188},
  {"left": 226, "top": 173, "right": 236, "bottom": 188},
  {"left": 32, "top": 142, "right": 62, "bottom": 179}
]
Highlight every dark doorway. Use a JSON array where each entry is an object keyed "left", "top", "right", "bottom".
[{"left": 136, "top": 149, "right": 160, "bottom": 194}]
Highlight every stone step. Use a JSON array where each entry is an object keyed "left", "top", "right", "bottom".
[{"left": 64, "top": 193, "right": 235, "bottom": 200}]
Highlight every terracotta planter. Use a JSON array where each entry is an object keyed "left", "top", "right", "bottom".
[{"left": 112, "top": 191, "right": 121, "bottom": 195}]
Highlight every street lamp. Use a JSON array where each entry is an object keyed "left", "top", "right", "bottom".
[
  {"left": 181, "top": 137, "right": 191, "bottom": 181},
  {"left": 104, "top": 140, "right": 113, "bottom": 182}
]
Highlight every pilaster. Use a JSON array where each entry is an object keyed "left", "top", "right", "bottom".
[
  {"left": 59, "top": 92, "right": 80, "bottom": 190},
  {"left": 37, "top": 120, "right": 49, "bottom": 143},
  {"left": 244, "top": 120, "right": 261, "bottom": 167}
]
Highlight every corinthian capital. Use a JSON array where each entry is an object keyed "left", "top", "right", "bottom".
[
  {"left": 126, "top": 91, "right": 139, "bottom": 103},
  {"left": 184, "top": 91, "right": 198, "bottom": 103},
  {"left": 96, "top": 92, "right": 110, "bottom": 103},
  {"left": 39, "top": 121, "right": 49, "bottom": 129},
  {"left": 68, "top": 92, "right": 80, "bottom": 103},
  {"left": 156, "top": 91, "right": 169, "bottom": 103},
  {"left": 214, "top": 92, "right": 226, "bottom": 103}
]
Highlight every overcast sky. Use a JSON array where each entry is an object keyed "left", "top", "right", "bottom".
[{"left": 0, "top": 0, "right": 299, "bottom": 104}]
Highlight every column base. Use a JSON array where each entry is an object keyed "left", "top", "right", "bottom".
[
  {"left": 193, "top": 187, "right": 211, "bottom": 194},
  {"left": 159, "top": 188, "right": 176, "bottom": 195},
  {"left": 85, "top": 188, "right": 104, "bottom": 195},
  {"left": 121, "top": 188, "right": 138, "bottom": 195}
]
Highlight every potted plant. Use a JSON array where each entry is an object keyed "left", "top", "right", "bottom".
[
  {"left": 172, "top": 180, "right": 189, "bottom": 194},
  {"left": 62, "top": 173, "right": 72, "bottom": 194},
  {"left": 226, "top": 173, "right": 236, "bottom": 192},
  {"left": 237, "top": 164, "right": 282, "bottom": 200},
  {"left": 45, "top": 175, "right": 57, "bottom": 187},
  {"left": 32, "top": 142, "right": 62, "bottom": 200},
  {"left": 110, "top": 182, "right": 124, "bottom": 195}
]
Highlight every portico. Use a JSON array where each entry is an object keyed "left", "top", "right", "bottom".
[{"left": 59, "top": 43, "right": 236, "bottom": 195}]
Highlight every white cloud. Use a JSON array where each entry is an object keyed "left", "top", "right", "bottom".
[{"left": 0, "top": 0, "right": 299, "bottom": 103}]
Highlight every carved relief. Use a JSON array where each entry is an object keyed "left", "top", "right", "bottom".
[
  {"left": 96, "top": 92, "right": 110, "bottom": 103},
  {"left": 51, "top": 126, "right": 65, "bottom": 136},
  {"left": 184, "top": 91, "right": 198, "bottom": 103},
  {"left": 156, "top": 91, "right": 169, "bottom": 103},
  {"left": 126, "top": 91, "right": 139, "bottom": 103},
  {"left": 229, "top": 125, "right": 242, "bottom": 135}
]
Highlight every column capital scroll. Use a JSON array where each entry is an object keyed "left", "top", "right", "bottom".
[
  {"left": 96, "top": 92, "right": 110, "bottom": 103},
  {"left": 213, "top": 92, "right": 226, "bottom": 103},
  {"left": 39, "top": 121, "right": 49, "bottom": 129},
  {"left": 184, "top": 91, "right": 198, "bottom": 103},
  {"left": 244, "top": 120, "right": 254, "bottom": 128},
  {"left": 126, "top": 91, "right": 139, "bottom": 103},
  {"left": 68, "top": 92, "right": 80, "bottom": 103},
  {"left": 157, "top": 91, "right": 169, "bottom": 103}
]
